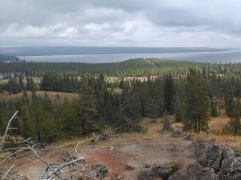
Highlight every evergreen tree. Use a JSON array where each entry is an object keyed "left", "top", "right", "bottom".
[
  {"left": 163, "top": 74, "right": 175, "bottom": 114},
  {"left": 19, "top": 103, "right": 33, "bottom": 138},
  {"left": 183, "top": 68, "right": 210, "bottom": 133},
  {"left": 18, "top": 74, "right": 25, "bottom": 91},
  {"left": 77, "top": 75, "right": 97, "bottom": 136},
  {"left": 210, "top": 99, "right": 218, "bottom": 117},
  {"left": 7, "top": 76, "right": 20, "bottom": 94},
  {"left": 60, "top": 99, "right": 79, "bottom": 138},
  {"left": 129, "top": 94, "right": 142, "bottom": 120},
  {"left": 175, "top": 96, "right": 184, "bottom": 122},
  {"left": 145, "top": 98, "right": 159, "bottom": 119}
]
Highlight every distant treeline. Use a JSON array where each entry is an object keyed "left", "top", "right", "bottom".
[
  {"left": 0, "top": 54, "right": 20, "bottom": 62},
  {"left": 0, "top": 58, "right": 206, "bottom": 77},
  {"left": 2, "top": 58, "right": 241, "bottom": 77}
]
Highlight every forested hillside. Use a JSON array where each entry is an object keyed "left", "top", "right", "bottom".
[
  {"left": 0, "top": 58, "right": 197, "bottom": 77},
  {"left": 0, "top": 54, "right": 20, "bottom": 62},
  {"left": 1, "top": 59, "right": 241, "bottom": 143}
]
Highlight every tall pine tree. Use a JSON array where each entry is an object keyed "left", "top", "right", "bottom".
[
  {"left": 183, "top": 68, "right": 210, "bottom": 133},
  {"left": 77, "top": 75, "right": 97, "bottom": 136}
]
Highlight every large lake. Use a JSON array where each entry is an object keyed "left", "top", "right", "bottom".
[{"left": 18, "top": 49, "right": 241, "bottom": 64}]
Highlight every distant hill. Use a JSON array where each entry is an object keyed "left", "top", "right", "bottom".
[
  {"left": 0, "top": 46, "right": 234, "bottom": 56},
  {"left": 0, "top": 54, "right": 20, "bottom": 62}
]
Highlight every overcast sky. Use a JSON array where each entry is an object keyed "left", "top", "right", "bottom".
[{"left": 0, "top": 0, "right": 241, "bottom": 48}]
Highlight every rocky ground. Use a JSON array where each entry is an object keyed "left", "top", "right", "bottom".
[
  {"left": 2, "top": 134, "right": 195, "bottom": 179},
  {"left": 1, "top": 117, "right": 241, "bottom": 179}
]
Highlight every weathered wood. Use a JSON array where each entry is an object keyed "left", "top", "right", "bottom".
[{"left": 0, "top": 111, "right": 18, "bottom": 152}]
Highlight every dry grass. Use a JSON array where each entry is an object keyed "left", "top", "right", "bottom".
[
  {"left": 0, "top": 77, "right": 42, "bottom": 84},
  {"left": 209, "top": 109, "right": 229, "bottom": 132},
  {"left": 139, "top": 111, "right": 241, "bottom": 148},
  {"left": 0, "top": 91, "right": 79, "bottom": 101},
  {"left": 105, "top": 76, "right": 158, "bottom": 83}
]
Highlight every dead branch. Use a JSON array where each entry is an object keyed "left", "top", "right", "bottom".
[
  {"left": 0, "top": 111, "right": 18, "bottom": 152},
  {"left": 1, "top": 165, "right": 15, "bottom": 180},
  {"left": 40, "top": 141, "right": 85, "bottom": 179},
  {"left": 0, "top": 171, "right": 18, "bottom": 180},
  {"left": 26, "top": 145, "right": 51, "bottom": 169},
  {"left": 0, "top": 111, "right": 86, "bottom": 179},
  {"left": 75, "top": 141, "right": 84, "bottom": 159},
  {"left": 0, "top": 147, "right": 29, "bottom": 165},
  {"left": 41, "top": 157, "right": 84, "bottom": 179}
]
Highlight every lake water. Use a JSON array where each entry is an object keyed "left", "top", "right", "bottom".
[{"left": 18, "top": 49, "right": 241, "bottom": 64}]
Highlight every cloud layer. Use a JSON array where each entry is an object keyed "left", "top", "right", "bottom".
[{"left": 0, "top": 0, "right": 241, "bottom": 47}]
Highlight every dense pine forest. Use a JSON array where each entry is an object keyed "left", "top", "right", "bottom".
[{"left": 1, "top": 58, "right": 241, "bottom": 143}]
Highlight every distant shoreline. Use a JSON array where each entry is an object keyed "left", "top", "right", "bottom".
[
  {"left": 0, "top": 46, "right": 236, "bottom": 56},
  {"left": 17, "top": 49, "right": 241, "bottom": 64}
]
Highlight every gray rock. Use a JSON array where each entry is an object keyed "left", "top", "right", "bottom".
[
  {"left": 220, "top": 146, "right": 236, "bottom": 170},
  {"left": 190, "top": 140, "right": 222, "bottom": 171},
  {"left": 232, "top": 171, "right": 241, "bottom": 180},
  {"left": 187, "top": 164, "right": 202, "bottom": 180},
  {"left": 221, "top": 158, "right": 235, "bottom": 171},
  {"left": 139, "top": 166, "right": 154, "bottom": 180},
  {"left": 230, "top": 157, "right": 241, "bottom": 172},
  {"left": 139, "top": 161, "right": 178, "bottom": 180},
  {"left": 187, "top": 165, "right": 218, "bottom": 180},
  {"left": 91, "top": 133, "right": 109, "bottom": 143},
  {"left": 126, "top": 162, "right": 136, "bottom": 170},
  {"left": 89, "top": 164, "right": 108, "bottom": 180},
  {"left": 219, "top": 170, "right": 241, "bottom": 180},
  {"left": 223, "top": 146, "right": 236, "bottom": 159},
  {"left": 168, "top": 172, "right": 188, "bottom": 180},
  {"left": 196, "top": 167, "right": 218, "bottom": 180},
  {"left": 219, "top": 156, "right": 241, "bottom": 180},
  {"left": 171, "top": 129, "right": 183, "bottom": 138},
  {"left": 185, "top": 134, "right": 194, "bottom": 141}
]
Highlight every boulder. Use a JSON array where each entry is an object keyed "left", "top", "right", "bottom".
[
  {"left": 126, "top": 162, "right": 136, "bottom": 170},
  {"left": 171, "top": 129, "right": 184, "bottom": 138},
  {"left": 219, "top": 170, "right": 241, "bottom": 180},
  {"left": 230, "top": 157, "right": 241, "bottom": 172},
  {"left": 223, "top": 146, "right": 236, "bottom": 159},
  {"left": 220, "top": 147, "right": 236, "bottom": 170},
  {"left": 91, "top": 133, "right": 109, "bottom": 143},
  {"left": 185, "top": 134, "right": 194, "bottom": 141},
  {"left": 187, "top": 164, "right": 218, "bottom": 180},
  {"left": 168, "top": 172, "right": 188, "bottom": 180},
  {"left": 139, "top": 161, "right": 178, "bottom": 180},
  {"left": 89, "top": 164, "right": 108, "bottom": 180},
  {"left": 190, "top": 140, "right": 222, "bottom": 171},
  {"left": 187, "top": 164, "right": 202, "bottom": 179},
  {"left": 196, "top": 167, "right": 218, "bottom": 180},
  {"left": 219, "top": 154, "right": 241, "bottom": 180}
]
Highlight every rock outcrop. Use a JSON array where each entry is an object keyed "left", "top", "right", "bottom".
[
  {"left": 138, "top": 161, "right": 179, "bottom": 180},
  {"left": 138, "top": 140, "right": 241, "bottom": 180},
  {"left": 190, "top": 140, "right": 222, "bottom": 171}
]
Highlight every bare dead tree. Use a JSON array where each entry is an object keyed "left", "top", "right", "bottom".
[
  {"left": 0, "top": 111, "right": 18, "bottom": 152},
  {"left": 0, "top": 112, "right": 86, "bottom": 180}
]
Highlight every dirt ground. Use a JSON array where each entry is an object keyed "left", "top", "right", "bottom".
[
  {"left": 1, "top": 112, "right": 236, "bottom": 179},
  {"left": 3, "top": 137, "right": 195, "bottom": 179},
  {"left": 2, "top": 118, "right": 196, "bottom": 180}
]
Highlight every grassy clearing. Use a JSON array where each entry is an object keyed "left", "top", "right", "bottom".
[
  {"left": 0, "top": 91, "right": 79, "bottom": 101},
  {"left": 209, "top": 109, "right": 229, "bottom": 132}
]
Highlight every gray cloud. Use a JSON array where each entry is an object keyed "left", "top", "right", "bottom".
[{"left": 0, "top": 0, "right": 241, "bottom": 47}]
